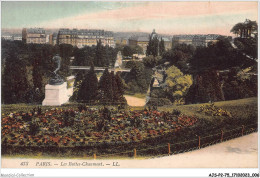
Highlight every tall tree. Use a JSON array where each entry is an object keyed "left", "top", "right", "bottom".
[
  {"left": 159, "top": 37, "right": 165, "bottom": 56},
  {"left": 122, "top": 46, "right": 133, "bottom": 57},
  {"left": 2, "top": 51, "right": 30, "bottom": 104},
  {"left": 95, "top": 39, "right": 106, "bottom": 67},
  {"left": 164, "top": 65, "right": 193, "bottom": 103},
  {"left": 185, "top": 70, "right": 224, "bottom": 104},
  {"left": 32, "top": 58, "right": 43, "bottom": 91},
  {"left": 231, "top": 19, "right": 258, "bottom": 38},
  {"left": 77, "top": 64, "right": 98, "bottom": 102},
  {"left": 163, "top": 44, "right": 195, "bottom": 73},
  {"left": 146, "top": 35, "right": 159, "bottom": 56},
  {"left": 32, "top": 57, "right": 44, "bottom": 103},
  {"left": 115, "top": 72, "right": 125, "bottom": 101},
  {"left": 71, "top": 70, "right": 87, "bottom": 101},
  {"left": 99, "top": 68, "right": 113, "bottom": 101},
  {"left": 110, "top": 71, "right": 117, "bottom": 101}
]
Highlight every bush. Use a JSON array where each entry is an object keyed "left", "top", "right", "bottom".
[
  {"left": 198, "top": 103, "right": 232, "bottom": 117},
  {"left": 147, "top": 98, "right": 172, "bottom": 106},
  {"left": 172, "top": 109, "right": 181, "bottom": 116}
]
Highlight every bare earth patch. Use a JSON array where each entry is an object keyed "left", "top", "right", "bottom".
[{"left": 124, "top": 95, "right": 146, "bottom": 106}]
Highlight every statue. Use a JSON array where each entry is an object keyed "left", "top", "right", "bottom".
[{"left": 49, "top": 54, "right": 64, "bottom": 85}]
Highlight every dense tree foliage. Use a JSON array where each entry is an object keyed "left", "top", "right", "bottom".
[
  {"left": 146, "top": 35, "right": 159, "bottom": 56},
  {"left": 121, "top": 45, "right": 144, "bottom": 57},
  {"left": 124, "top": 61, "right": 153, "bottom": 93},
  {"left": 98, "top": 69, "right": 126, "bottom": 103},
  {"left": 190, "top": 37, "right": 255, "bottom": 73},
  {"left": 234, "top": 37, "right": 257, "bottom": 60},
  {"left": 71, "top": 70, "right": 86, "bottom": 101},
  {"left": 99, "top": 68, "right": 113, "bottom": 101},
  {"left": 159, "top": 37, "right": 165, "bottom": 56},
  {"left": 162, "top": 44, "right": 195, "bottom": 73},
  {"left": 1, "top": 40, "right": 117, "bottom": 104},
  {"left": 221, "top": 68, "right": 257, "bottom": 100},
  {"left": 230, "top": 19, "right": 257, "bottom": 38},
  {"left": 2, "top": 45, "right": 30, "bottom": 104},
  {"left": 164, "top": 66, "right": 193, "bottom": 104},
  {"left": 122, "top": 46, "right": 133, "bottom": 57},
  {"left": 185, "top": 70, "right": 225, "bottom": 104},
  {"left": 77, "top": 64, "right": 98, "bottom": 102},
  {"left": 143, "top": 55, "right": 162, "bottom": 68},
  {"left": 32, "top": 57, "right": 44, "bottom": 103},
  {"left": 72, "top": 41, "right": 117, "bottom": 68}
]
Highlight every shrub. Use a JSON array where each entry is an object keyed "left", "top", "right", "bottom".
[
  {"left": 198, "top": 103, "right": 232, "bottom": 117},
  {"left": 146, "top": 98, "right": 172, "bottom": 106}
]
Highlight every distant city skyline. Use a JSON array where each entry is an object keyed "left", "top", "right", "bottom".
[{"left": 1, "top": 1, "right": 258, "bottom": 36}]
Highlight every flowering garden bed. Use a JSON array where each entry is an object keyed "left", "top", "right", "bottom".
[
  {"left": 2, "top": 107, "right": 197, "bottom": 148},
  {"left": 1, "top": 98, "right": 258, "bottom": 158}
]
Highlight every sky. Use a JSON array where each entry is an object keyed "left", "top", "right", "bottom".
[{"left": 1, "top": 1, "right": 258, "bottom": 35}]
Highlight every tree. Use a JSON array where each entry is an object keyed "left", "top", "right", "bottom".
[
  {"left": 122, "top": 46, "right": 133, "bottom": 57},
  {"left": 125, "top": 61, "right": 153, "bottom": 93},
  {"left": 114, "top": 72, "right": 125, "bottom": 101},
  {"left": 132, "top": 45, "right": 144, "bottom": 55},
  {"left": 32, "top": 57, "right": 44, "bottom": 103},
  {"left": 71, "top": 70, "right": 87, "bottom": 101},
  {"left": 77, "top": 64, "right": 98, "bottom": 102},
  {"left": 163, "top": 44, "right": 195, "bottom": 73},
  {"left": 2, "top": 50, "right": 30, "bottom": 104},
  {"left": 146, "top": 35, "right": 159, "bottom": 56},
  {"left": 159, "top": 37, "right": 165, "bottom": 56},
  {"left": 231, "top": 22, "right": 244, "bottom": 38},
  {"left": 164, "top": 65, "right": 193, "bottom": 104},
  {"left": 190, "top": 38, "right": 252, "bottom": 73},
  {"left": 110, "top": 71, "right": 117, "bottom": 101},
  {"left": 185, "top": 70, "right": 224, "bottom": 104},
  {"left": 99, "top": 68, "right": 113, "bottom": 101},
  {"left": 95, "top": 39, "right": 106, "bottom": 67},
  {"left": 143, "top": 55, "right": 162, "bottom": 68},
  {"left": 231, "top": 19, "right": 258, "bottom": 38}
]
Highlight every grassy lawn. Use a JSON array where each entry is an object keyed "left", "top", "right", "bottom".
[
  {"left": 157, "top": 97, "right": 257, "bottom": 121},
  {"left": 2, "top": 97, "right": 257, "bottom": 120}
]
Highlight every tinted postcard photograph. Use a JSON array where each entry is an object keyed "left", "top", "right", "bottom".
[{"left": 1, "top": 1, "right": 259, "bottom": 177}]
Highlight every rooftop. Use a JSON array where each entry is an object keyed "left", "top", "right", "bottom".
[
  {"left": 27, "top": 28, "right": 45, "bottom": 34},
  {"left": 58, "top": 29, "right": 113, "bottom": 37}
]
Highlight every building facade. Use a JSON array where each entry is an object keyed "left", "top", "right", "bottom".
[
  {"left": 1, "top": 35, "right": 13, "bottom": 41},
  {"left": 192, "top": 35, "right": 206, "bottom": 47},
  {"left": 22, "top": 28, "right": 47, "bottom": 44},
  {"left": 49, "top": 33, "right": 58, "bottom": 45},
  {"left": 161, "top": 37, "right": 172, "bottom": 50},
  {"left": 13, "top": 35, "right": 22, "bottom": 41},
  {"left": 2, "top": 34, "right": 23, "bottom": 41},
  {"left": 129, "top": 36, "right": 150, "bottom": 53},
  {"left": 115, "top": 37, "right": 128, "bottom": 46},
  {"left": 57, "top": 28, "right": 115, "bottom": 48},
  {"left": 172, "top": 34, "right": 227, "bottom": 48},
  {"left": 129, "top": 30, "right": 172, "bottom": 54}
]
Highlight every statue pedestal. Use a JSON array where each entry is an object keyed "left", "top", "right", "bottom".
[{"left": 42, "top": 82, "right": 69, "bottom": 106}]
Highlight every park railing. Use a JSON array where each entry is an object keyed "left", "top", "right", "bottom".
[{"left": 96, "top": 123, "right": 258, "bottom": 159}]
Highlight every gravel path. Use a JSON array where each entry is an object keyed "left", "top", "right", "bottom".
[{"left": 124, "top": 95, "right": 146, "bottom": 106}]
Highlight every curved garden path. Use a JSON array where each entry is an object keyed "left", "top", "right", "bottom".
[{"left": 124, "top": 95, "right": 146, "bottom": 106}]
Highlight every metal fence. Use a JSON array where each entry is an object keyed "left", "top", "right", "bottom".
[{"left": 95, "top": 123, "right": 258, "bottom": 159}]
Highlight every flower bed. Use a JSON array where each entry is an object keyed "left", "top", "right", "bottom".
[{"left": 1, "top": 107, "right": 198, "bottom": 148}]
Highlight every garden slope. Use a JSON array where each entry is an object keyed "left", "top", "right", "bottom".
[{"left": 158, "top": 97, "right": 257, "bottom": 120}]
